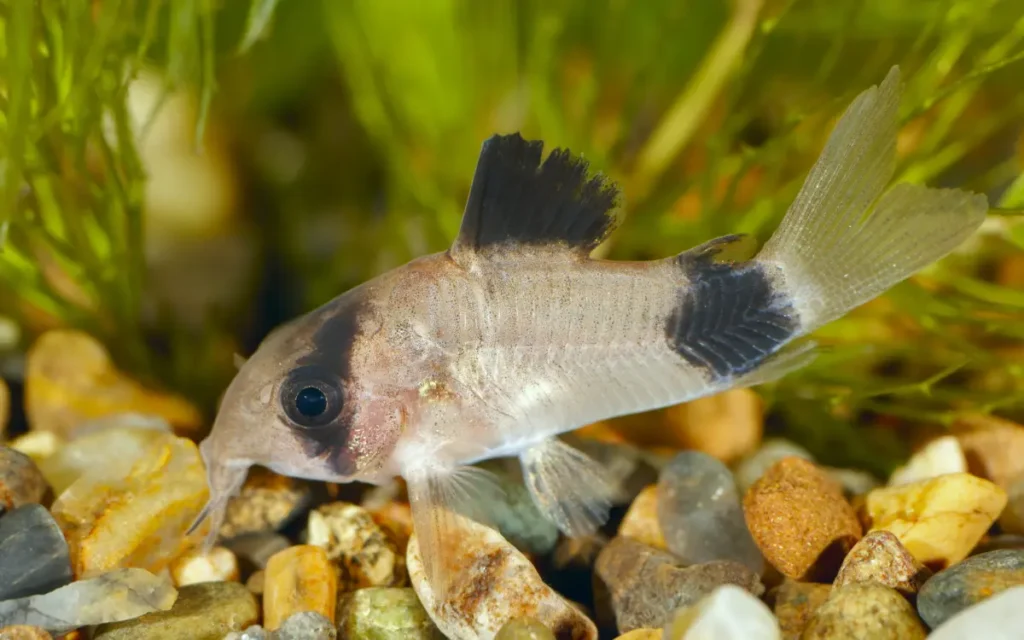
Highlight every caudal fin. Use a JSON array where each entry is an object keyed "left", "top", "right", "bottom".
[{"left": 756, "top": 65, "right": 988, "bottom": 333}]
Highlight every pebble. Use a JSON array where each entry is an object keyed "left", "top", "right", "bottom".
[
  {"left": 916, "top": 549, "right": 1024, "bottom": 628},
  {"left": 225, "top": 532, "right": 291, "bottom": 569},
  {"left": 833, "top": 531, "right": 930, "bottom": 598},
  {"left": 594, "top": 536, "right": 763, "bottom": 632},
  {"left": 801, "top": 583, "right": 927, "bottom": 639},
  {"left": 0, "top": 568, "right": 176, "bottom": 635},
  {"left": 245, "top": 570, "right": 265, "bottom": 595},
  {"left": 955, "top": 415, "right": 1024, "bottom": 488},
  {"left": 617, "top": 485, "right": 666, "bottom": 550},
  {"left": 926, "top": 585, "right": 1024, "bottom": 639},
  {"left": 407, "top": 511, "right": 596, "bottom": 640},
  {"left": 1000, "top": 476, "right": 1024, "bottom": 534},
  {"left": 49, "top": 432, "right": 209, "bottom": 577},
  {"left": 864, "top": 473, "right": 1007, "bottom": 569},
  {"left": 0, "top": 627, "right": 52, "bottom": 640},
  {"left": 368, "top": 501, "right": 414, "bottom": 554},
  {"left": 552, "top": 533, "right": 608, "bottom": 572},
  {"left": 263, "top": 545, "right": 338, "bottom": 631},
  {"left": 733, "top": 440, "right": 814, "bottom": 494},
  {"left": 306, "top": 502, "right": 406, "bottom": 589},
  {"left": 223, "top": 627, "right": 268, "bottom": 640},
  {"left": 24, "top": 330, "right": 202, "bottom": 438},
  {"left": 0, "top": 448, "right": 49, "bottom": 512},
  {"left": 336, "top": 587, "right": 443, "bottom": 640},
  {"left": 93, "top": 580, "right": 257, "bottom": 639},
  {"left": 35, "top": 422, "right": 166, "bottom": 496},
  {"left": 662, "top": 389, "right": 763, "bottom": 463},
  {"left": 663, "top": 584, "right": 780, "bottom": 639},
  {"left": 824, "top": 468, "right": 879, "bottom": 499},
  {"left": 7, "top": 432, "right": 62, "bottom": 465},
  {"left": 658, "top": 451, "right": 762, "bottom": 573},
  {"left": 0, "top": 378, "right": 8, "bottom": 440},
  {"left": 0, "top": 505, "right": 73, "bottom": 600},
  {"left": 887, "top": 436, "right": 967, "bottom": 486},
  {"left": 219, "top": 467, "right": 311, "bottom": 540},
  {"left": 562, "top": 435, "right": 662, "bottom": 505},
  {"left": 473, "top": 458, "right": 562, "bottom": 554},
  {"left": 494, "top": 617, "right": 556, "bottom": 640},
  {"left": 742, "top": 457, "right": 862, "bottom": 580},
  {"left": 769, "top": 580, "right": 830, "bottom": 640},
  {"left": 273, "top": 611, "right": 336, "bottom": 640},
  {"left": 168, "top": 545, "right": 239, "bottom": 586},
  {"left": 613, "top": 631, "right": 660, "bottom": 640}
]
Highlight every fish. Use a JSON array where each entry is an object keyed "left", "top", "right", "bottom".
[{"left": 190, "top": 65, "right": 988, "bottom": 598}]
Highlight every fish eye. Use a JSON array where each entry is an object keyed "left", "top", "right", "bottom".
[{"left": 281, "top": 366, "right": 343, "bottom": 428}]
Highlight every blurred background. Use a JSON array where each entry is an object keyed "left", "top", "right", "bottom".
[{"left": 1, "top": 0, "right": 1023, "bottom": 476}]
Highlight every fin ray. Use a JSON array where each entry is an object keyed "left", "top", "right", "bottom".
[{"left": 520, "top": 438, "right": 615, "bottom": 538}]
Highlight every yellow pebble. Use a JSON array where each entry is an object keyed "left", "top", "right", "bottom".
[
  {"left": 263, "top": 545, "right": 338, "bottom": 630},
  {"left": 618, "top": 485, "right": 667, "bottom": 550},
  {"left": 614, "top": 630, "right": 661, "bottom": 639},
  {"left": 865, "top": 472, "right": 1007, "bottom": 569},
  {"left": 170, "top": 545, "right": 240, "bottom": 586}
]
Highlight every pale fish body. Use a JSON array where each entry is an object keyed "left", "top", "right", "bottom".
[{"left": 192, "top": 66, "right": 988, "bottom": 598}]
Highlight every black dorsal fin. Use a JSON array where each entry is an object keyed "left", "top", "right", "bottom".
[{"left": 450, "top": 133, "right": 622, "bottom": 258}]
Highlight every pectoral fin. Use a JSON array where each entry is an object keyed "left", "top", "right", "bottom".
[
  {"left": 404, "top": 464, "right": 505, "bottom": 599},
  {"left": 520, "top": 438, "right": 615, "bottom": 538}
]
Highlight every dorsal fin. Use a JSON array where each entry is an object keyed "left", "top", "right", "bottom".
[{"left": 450, "top": 133, "right": 622, "bottom": 259}]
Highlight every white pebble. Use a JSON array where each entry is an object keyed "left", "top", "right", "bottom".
[
  {"left": 927, "top": 586, "right": 1024, "bottom": 640},
  {"left": 665, "top": 584, "right": 780, "bottom": 640},
  {"left": 887, "top": 436, "right": 966, "bottom": 486}
]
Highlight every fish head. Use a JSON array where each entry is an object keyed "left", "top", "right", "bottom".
[{"left": 192, "top": 276, "right": 414, "bottom": 541}]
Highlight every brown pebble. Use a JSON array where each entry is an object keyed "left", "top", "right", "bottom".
[
  {"left": 0, "top": 447, "right": 50, "bottom": 512},
  {"left": 617, "top": 485, "right": 666, "bottom": 550},
  {"left": 801, "top": 583, "right": 927, "bottom": 639},
  {"left": 0, "top": 627, "right": 52, "bottom": 640},
  {"left": 769, "top": 580, "right": 831, "bottom": 640},
  {"left": 955, "top": 415, "right": 1024, "bottom": 489},
  {"left": 263, "top": 545, "right": 338, "bottom": 631},
  {"left": 833, "top": 531, "right": 930, "bottom": 599},
  {"left": 367, "top": 501, "right": 414, "bottom": 554},
  {"left": 743, "top": 456, "right": 862, "bottom": 581},
  {"left": 663, "top": 389, "right": 763, "bottom": 463}
]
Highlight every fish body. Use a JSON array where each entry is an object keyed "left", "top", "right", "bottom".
[{"left": 194, "top": 66, "right": 988, "bottom": 597}]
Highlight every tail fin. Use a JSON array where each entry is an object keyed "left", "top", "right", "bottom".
[{"left": 756, "top": 65, "right": 988, "bottom": 333}]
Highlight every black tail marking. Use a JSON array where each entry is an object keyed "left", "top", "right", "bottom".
[{"left": 666, "top": 251, "right": 799, "bottom": 380}]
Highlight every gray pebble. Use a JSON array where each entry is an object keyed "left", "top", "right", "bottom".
[
  {"left": 0, "top": 504, "right": 73, "bottom": 600},
  {"left": 918, "top": 549, "right": 1024, "bottom": 629},
  {"left": 273, "top": 611, "right": 336, "bottom": 640}
]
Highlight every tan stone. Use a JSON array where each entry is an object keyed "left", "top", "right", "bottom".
[
  {"left": 801, "top": 583, "right": 927, "bottom": 639},
  {"left": 614, "top": 630, "right": 660, "bottom": 640},
  {"left": 306, "top": 501, "right": 406, "bottom": 590},
  {"left": 0, "top": 627, "right": 52, "bottom": 640},
  {"left": 743, "top": 457, "right": 862, "bottom": 581},
  {"left": 833, "top": 531, "right": 930, "bottom": 598},
  {"left": 864, "top": 472, "right": 1007, "bottom": 570},
  {"left": 771, "top": 580, "right": 831, "bottom": 640},
  {"left": 263, "top": 545, "right": 338, "bottom": 631},
  {"left": 664, "top": 389, "right": 763, "bottom": 463},
  {"left": 169, "top": 545, "right": 240, "bottom": 586},
  {"left": 955, "top": 415, "right": 1024, "bottom": 489},
  {"left": 618, "top": 485, "right": 666, "bottom": 550}
]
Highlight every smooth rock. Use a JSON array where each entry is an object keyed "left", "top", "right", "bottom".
[
  {"left": 864, "top": 473, "right": 1007, "bottom": 569},
  {"left": 223, "top": 626, "right": 268, "bottom": 640},
  {"left": 494, "top": 617, "right": 556, "bottom": 640},
  {"left": 25, "top": 330, "right": 202, "bottom": 438},
  {"left": 734, "top": 440, "right": 814, "bottom": 494},
  {"left": 833, "top": 531, "right": 930, "bottom": 598},
  {"left": 245, "top": 570, "right": 265, "bottom": 595},
  {"left": 999, "top": 473, "right": 1024, "bottom": 535},
  {"left": 927, "top": 585, "right": 1024, "bottom": 639},
  {"left": 0, "top": 627, "right": 51, "bottom": 640},
  {"left": 0, "top": 568, "right": 176, "bottom": 634},
  {"left": 662, "top": 389, "right": 763, "bottom": 463},
  {"left": 618, "top": 486, "right": 666, "bottom": 550},
  {"left": 916, "top": 549, "right": 1024, "bottom": 628},
  {"left": 264, "top": 545, "right": 338, "bottom": 631},
  {"left": 473, "top": 458, "right": 561, "bottom": 554},
  {"left": 7, "top": 432, "right": 62, "bottom": 466},
  {"left": 169, "top": 545, "right": 239, "bottom": 586},
  {"left": 887, "top": 436, "right": 967, "bottom": 487},
  {"left": 408, "top": 512, "right": 596, "bottom": 640},
  {"left": 219, "top": 467, "right": 311, "bottom": 540},
  {"left": 824, "top": 468, "right": 879, "bottom": 499},
  {"left": 742, "top": 457, "right": 861, "bottom": 581},
  {"left": 613, "top": 631, "right": 660, "bottom": 640},
  {"left": 36, "top": 423, "right": 166, "bottom": 496},
  {"left": 663, "top": 584, "right": 780, "bottom": 639},
  {"left": 50, "top": 432, "right": 209, "bottom": 577},
  {"left": 594, "top": 536, "right": 763, "bottom": 632},
  {"left": 93, "top": 580, "right": 257, "bottom": 639},
  {"left": 955, "top": 415, "right": 1024, "bottom": 488},
  {"left": 336, "top": 587, "right": 443, "bottom": 640},
  {"left": 801, "top": 583, "right": 927, "bottom": 639},
  {"left": 306, "top": 502, "right": 406, "bottom": 589},
  {"left": 0, "top": 505, "right": 72, "bottom": 600},
  {"left": 0, "top": 448, "right": 49, "bottom": 512},
  {"left": 225, "top": 532, "right": 291, "bottom": 569},
  {"left": 769, "top": 580, "right": 830, "bottom": 640},
  {"left": 658, "top": 451, "right": 762, "bottom": 573},
  {"left": 273, "top": 611, "right": 336, "bottom": 640}
]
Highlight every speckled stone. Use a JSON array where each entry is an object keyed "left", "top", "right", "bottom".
[
  {"left": 273, "top": 611, "right": 336, "bottom": 640},
  {"left": 494, "top": 617, "right": 556, "bottom": 640},
  {"left": 594, "top": 536, "right": 764, "bottom": 633},
  {"left": 306, "top": 502, "right": 406, "bottom": 589},
  {"left": 336, "top": 587, "right": 443, "bottom": 639},
  {"left": 801, "top": 583, "right": 927, "bottom": 639},
  {"left": 0, "top": 627, "right": 52, "bottom": 640},
  {"left": 917, "top": 549, "right": 1024, "bottom": 628},
  {"left": 742, "top": 457, "right": 862, "bottom": 581},
  {"left": 0, "top": 447, "right": 49, "bottom": 513},
  {"left": 92, "top": 581, "right": 257, "bottom": 639},
  {"left": 658, "top": 451, "right": 762, "bottom": 573},
  {"left": 0, "top": 504, "right": 73, "bottom": 600},
  {"left": 833, "top": 531, "right": 931, "bottom": 598},
  {"left": 769, "top": 580, "right": 831, "bottom": 640},
  {"left": 219, "top": 467, "right": 311, "bottom": 540}
]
